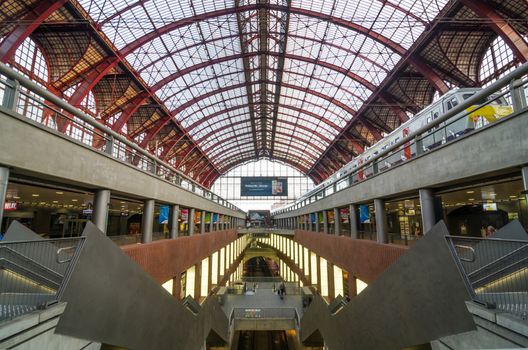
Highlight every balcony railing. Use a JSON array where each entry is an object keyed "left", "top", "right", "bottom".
[
  {"left": 0, "top": 63, "right": 244, "bottom": 214},
  {"left": 446, "top": 235, "right": 528, "bottom": 319},
  {"left": 272, "top": 62, "right": 528, "bottom": 216},
  {"left": 0, "top": 237, "right": 85, "bottom": 322}
]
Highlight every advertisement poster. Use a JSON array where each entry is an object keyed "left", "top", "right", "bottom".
[
  {"left": 194, "top": 211, "right": 201, "bottom": 224},
  {"left": 340, "top": 208, "right": 350, "bottom": 223},
  {"left": 205, "top": 212, "right": 211, "bottom": 224},
  {"left": 240, "top": 177, "right": 288, "bottom": 196},
  {"left": 159, "top": 205, "right": 169, "bottom": 224},
  {"left": 318, "top": 212, "right": 324, "bottom": 223},
  {"left": 311, "top": 213, "right": 316, "bottom": 224},
  {"left": 180, "top": 208, "right": 189, "bottom": 223},
  {"left": 213, "top": 213, "right": 219, "bottom": 223},
  {"left": 359, "top": 205, "right": 370, "bottom": 223},
  {"left": 328, "top": 210, "right": 335, "bottom": 224}
]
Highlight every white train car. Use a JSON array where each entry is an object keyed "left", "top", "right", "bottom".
[{"left": 323, "top": 87, "right": 511, "bottom": 194}]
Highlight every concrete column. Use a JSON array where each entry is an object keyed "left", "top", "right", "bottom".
[
  {"left": 328, "top": 262, "right": 335, "bottom": 300},
  {"left": 323, "top": 210, "right": 328, "bottom": 234},
  {"left": 200, "top": 210, "right": 206, "bottom": 234},
  {"left": 210, "top": 212, "right": 214, "bottom": 232},
  {"left": 172, "top": 276, "right": 181, "bottom": 300},
  {"left": 0, "top": 167, "right": 9, "bottom": 232},
  {"left": 189, "top": 208, "right": 195, "bottom": 236},
  {"left": 315, "top": 213, "right": 320, "bottom": 232},
  {"left": 334, "top": 208, "right": 341, "bottom": 236},
  {"left": 522, "top": 166, "right": 528, "bottom": 205},
  {"left": 141, "top": 199, "right": 155, "bottom": 243},
  {"left": 92, "top": 189, "right": 111, "bottom": 234},
  {"left": 170, "top": 204, "right": 179, "bottom": 239},
  {"left": 419, "top": 189, "right": 436, "bottom": 234},
  {"left": 348, "top": 276, "right": 358, "bottom": 297},
  {"left": 308, "top": 215, "right": 313, "bottom": 232},
  {"left": 349, "top": 204, "right": 358, "bottom": 239},
  {"left": 374, "top": 199, "right": 387, "bottom": 244}
]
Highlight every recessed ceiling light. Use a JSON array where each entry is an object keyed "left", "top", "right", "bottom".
[
  {"left": 468, "top": 198, "right": 474, "bottom": 201},
  {"left": 120, "top": 201, "right": 125, "bottom": 204},
  {"left": 509, "top": 195, "right": 517, "bottom": 199},
  {"left": 71, "top": 199, "right": 78, "bottom": 202},
  {"left": 56, "top": 191, "right": 63, "bottom": 195},
  {"left": 13, "top": 196, "right": 20, "bottom": 199},
  {"left": 52, "top": 200, "right": 59, "bottom": 203},
  {"left": 32, "top": 194, "right": 39, "bottom": 197},
  {"left": 466, "top": 191, "right": 474, "bottom": 194}
]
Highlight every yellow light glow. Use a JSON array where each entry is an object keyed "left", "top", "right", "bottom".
[
  {"left": 185, "top": 266, "right": 195, "bottom": 298},
  {"left": 200, "top": 258, "right": 209, "bottom": 297},
  {"left": 320, "top": 258, "right": 328, "bottom": 297},
  {"left": 356, "top": 278, "right": 368, "bottom": 295},
  {"left": 310, "top": 253, "right": 318, "bottom": 285},
  {"left": 162, "top": 279, "right": 173, "bottom": 295}
]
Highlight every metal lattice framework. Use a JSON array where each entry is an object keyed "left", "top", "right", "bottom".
[{"left": 0, "top": 0, "right": 527, "bottom": 187}]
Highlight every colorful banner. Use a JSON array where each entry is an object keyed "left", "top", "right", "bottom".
[
  {"left": 205, "top": 212, "right": 211, "bottom": 224},
  {"left": 359, "top": 205, "right": 370, "bottom": 223},
  {"left": 310, "top": 213, "right": 316, "bottom": 224},
  {"left": 180, "top": 208, "right": 189, "bottom": 223},
  {"left": 213, "top": 213, "right": 219, "bottom": 223},
  {"left": 318, "top": 212, "right": 324, "bottom": 223},
  {"left": 194, "top": 211, "right": 201, "bottom": 224},
  {"left": 340, "top": 208, "right": 350, "bottom": 223},
  {"left": 159, "top": 205, "right": 169, "bottom": 224},
  {"left": 328, "top": 211, "right": 335, "bottom": 224}
]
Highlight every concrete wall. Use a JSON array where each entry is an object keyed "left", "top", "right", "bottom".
[
  {"left": 276, "top": 111, "right": 528, "bottom": 218},
  {"left": 0, "top": 109, "right": 244, "bottom": 219},
  {"left": 0, "top": 303, "right": 100, "bottom": 350}
]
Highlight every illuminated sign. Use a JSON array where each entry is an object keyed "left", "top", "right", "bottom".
[
  {"left": 483, "top": 203, "right": 497, "bottom": 211},
  {"left": 4, "top": 202, "right": 18, "bottom": 211}
]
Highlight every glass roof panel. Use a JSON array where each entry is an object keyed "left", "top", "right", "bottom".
[{"left": 77, "top": 0, "right": 450, "bottom": 176}]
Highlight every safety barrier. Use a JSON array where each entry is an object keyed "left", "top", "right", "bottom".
[
  {"left": 446, "top": 235, "right": 528, "bottom": 319},
  {"left": 0, "top": 237, "right": 85, "bottom": 321},
  {"left": 0, "top": 62, "right": 243, "bottom": 214},
  {"left": 273, "top": 62, "right": 528, "bottom": 215}
]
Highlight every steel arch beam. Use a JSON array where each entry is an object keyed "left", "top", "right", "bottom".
[
  {"left": 162, "top": 65, "right": 366, "bottom": 108},
  {"left": 192, "top": 112, "right": 333, "bottom": 144},
  {"left": 138, "top": 88, "right": 341, "bottom": 147},
  {"left": 0, "top": 0, "right": 68, "bottom": 63},
  {"left": 205, "top": 130, "right": 324, "bottom": 157},
  {"left": 138, "top": 30, "right": 389, "bottom": 76},
  {"left": 151, "top": 52, "right": 376, "bottom": 93},
  {"left": 117, "top": 3, "right": 448, "bottom": 91},
  {"left": 460, "top": 0, "right": 528, "bottom": 61}
]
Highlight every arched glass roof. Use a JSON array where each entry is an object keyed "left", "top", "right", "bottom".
[{"left": 77, "top": 0, "right": 449, "bottom": 172}]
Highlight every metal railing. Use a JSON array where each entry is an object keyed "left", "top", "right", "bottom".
[
  {"left": 445, "top": 236, "right": 528, "bottom": 319},
  {"left": 272, "top": 62, "right": 528, "bottom": 216},
  {"left": 0, "top": 237, "right": 85, "bottom": 322},
  {"left": 0, "top": 63, "right": 244, "bottom": 215},
  {"left": 229, "top": 307, "right": 300, "bottom": 325}
]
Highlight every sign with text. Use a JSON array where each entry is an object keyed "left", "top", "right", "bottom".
[{"left": 240, "top": 177, "right": 288, "bottom": 196}]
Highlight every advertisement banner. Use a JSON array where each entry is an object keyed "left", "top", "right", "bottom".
[
  {"left": 159, "top": 205, "right": 169, "bottom": 224},
  {"left": 180, "top": 208, "right": 189, "bottom": 223},
  {"left": 359, "top": 205, "right": 370, "bottom": 223},
  {"left": 318, "top": 212, "right": 324, "bottom": 223},
  {"left": 240, "top": 177, "right": 288, "bottom": 196},
  {"left": 340, "top": 208, "right": 350, "bottom": 223},
  {"left": 310, "top": 213, "right": 316, "bottom": 224},
  {"left": 205, "top": 212, "right": 211, "bottom": 224},
  {"left": 194, "top": 211, "right": 201, "bottom": 224},
  {"left": 213, "top": 213, "right": 219, "bottom": 223},
  {"left": 328, "top": 210, "right": 335, "bottom": 224}
]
